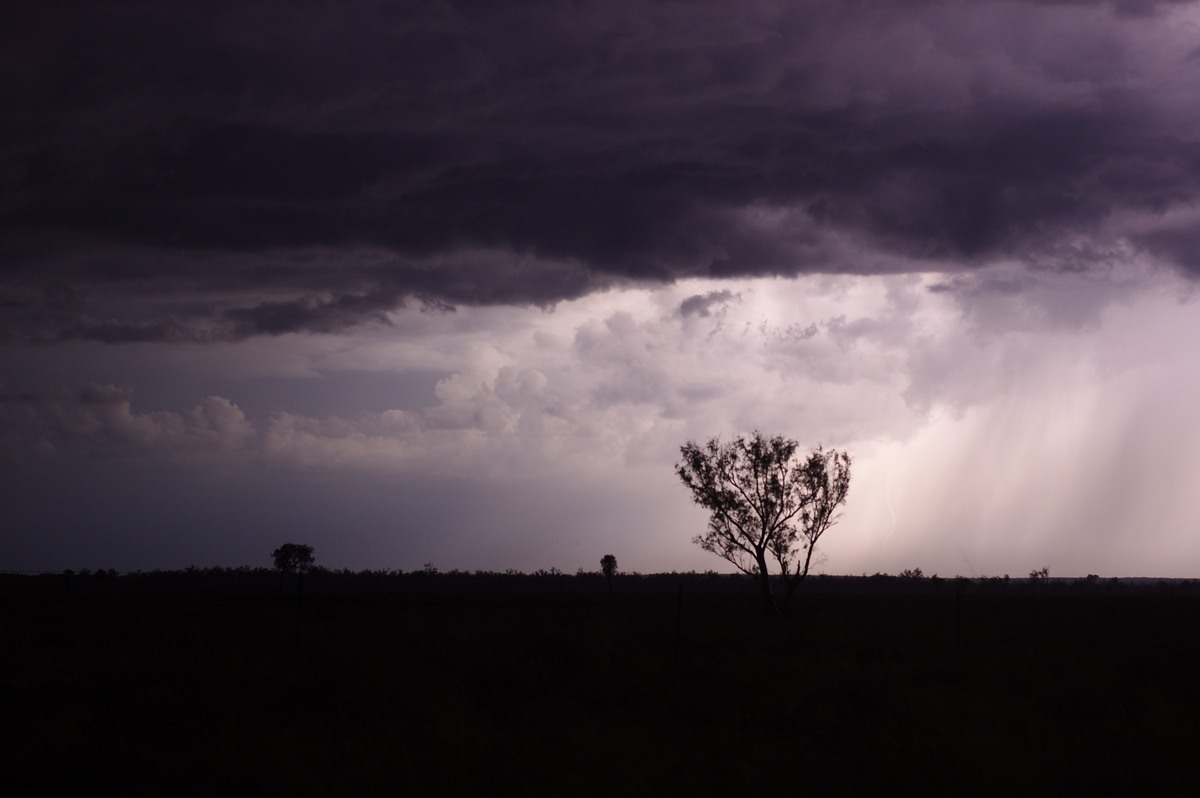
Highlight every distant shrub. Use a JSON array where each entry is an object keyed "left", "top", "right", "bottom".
[{"left": 600, "top": 555, "right": 618, "bottom": 597}]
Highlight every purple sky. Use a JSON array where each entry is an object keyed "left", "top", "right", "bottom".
[{"left": 5, "top": 0, "right": 1200, "bottom": 576}]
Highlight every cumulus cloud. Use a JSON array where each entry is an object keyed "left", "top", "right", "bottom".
[
  {"left": 0, "top": 384, "right": 254, "bottom": 462},
  {"left": 0, "top": 276, "right": 893, "bottom": 470}
]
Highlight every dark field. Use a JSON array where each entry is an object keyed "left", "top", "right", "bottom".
[{"left": 6, "top": 576, "right": 1200, "bottom": 796}]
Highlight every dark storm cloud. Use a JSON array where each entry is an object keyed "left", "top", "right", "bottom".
[
  {"left": 679, "top": 290, "right": 737, "bottom": 318},
  {"left": 55, "top": 316, "right": 211, "bottom": 344},
  {"left": 224, "top": 285, "right": 406, "bottom": 337},
  {"left": 5, "top": 0, "right": 1200, "bottom": 339}
]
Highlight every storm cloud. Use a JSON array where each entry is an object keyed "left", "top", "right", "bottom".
[
  {"left": 6, "top": 1, "right": 1200, "bottom": 577},
  {"left": 6, "top": 0, "right": 1200, "bottom": 339}
]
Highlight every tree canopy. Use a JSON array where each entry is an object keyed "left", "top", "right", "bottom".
[
  {"left": 271, "top": 543, "right": 315, "bottom": 575},
  {"left": 600, "top": 554, "right": 618, "bottom": 597},
  {"left": 676, "top": 431, "right": 850, "bottom": 614}
]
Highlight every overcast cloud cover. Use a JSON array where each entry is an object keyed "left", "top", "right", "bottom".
[{"left": 4, "top": 0, "right": 1200, "bottom": 576}]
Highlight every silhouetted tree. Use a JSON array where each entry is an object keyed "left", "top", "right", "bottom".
[
  {"left": 600, "top": 554, "right": 617, "bottom": 597},
  {"left": 272, "top": 543, "right": 315, "bottom": 592},
  {"left": 676, "top": 431, "right": 851, "bottom": 615}
]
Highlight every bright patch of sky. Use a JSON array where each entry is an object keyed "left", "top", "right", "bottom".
[{"left": 6, "top": 262, "right": 1200, "bottom": 577}]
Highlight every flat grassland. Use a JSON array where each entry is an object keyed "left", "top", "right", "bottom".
[{"left": 5, "top": 577, "right": 1199, "bottom": 796}]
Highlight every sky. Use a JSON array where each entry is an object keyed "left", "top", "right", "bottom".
[{"left": 5, "top": 0, "right": 1200, "bottom": 577}]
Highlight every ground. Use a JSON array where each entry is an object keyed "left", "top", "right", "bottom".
[{"left": 5, "top": 575, "right": 1199, "bottom": 795}]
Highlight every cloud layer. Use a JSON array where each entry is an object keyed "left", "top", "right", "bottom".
[{"left": 5, "top": 0, "right": 1200, "bottom": 341}]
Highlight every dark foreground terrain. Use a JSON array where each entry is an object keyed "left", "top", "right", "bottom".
[{"left": 5, "top": 574, "right": 1200, "bottom": 796}]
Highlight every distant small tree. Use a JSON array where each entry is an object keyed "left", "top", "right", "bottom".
[
  {"left": 676, "top": 431, "right": 851, "bottom": 615},
  {"left": 1029, "top": 566, "right": 1050, "bottom": 582},
  {"left": 600, "top": 554, "right": 618, "bottom": 597},
  {"left": 272, "top": 543, "right": 315, "bottom": 592},
  {"left": 899, "top": 568, "right": 924, "bottom": 580}
]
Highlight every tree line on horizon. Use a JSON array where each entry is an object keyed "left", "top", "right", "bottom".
[{"left": 19, "top": 567, "right": 1192, "bottom": 598}]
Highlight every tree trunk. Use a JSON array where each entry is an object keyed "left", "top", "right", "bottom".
[
  {"left": 782, "top": 542, "right": 817, "bottom": 613},
  {"left": 755, "top": 554, "right": 779, "bottom": 616},
  {"left": 294, "top": 572, "right": 304, "bottom": 649}
]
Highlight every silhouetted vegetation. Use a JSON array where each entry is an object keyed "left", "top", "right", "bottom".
[
  {"left": 272, "top": 543, "right": 315, "bottom": 591},
  {"left": 676, "top": 431, "right": 851, "bottom": 614},
  {"left": 10, "top": 566, "right": 1197, "bottom": 595},
  {"left": 600, "top": 554, "right": 617, "bottom": 598}
]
